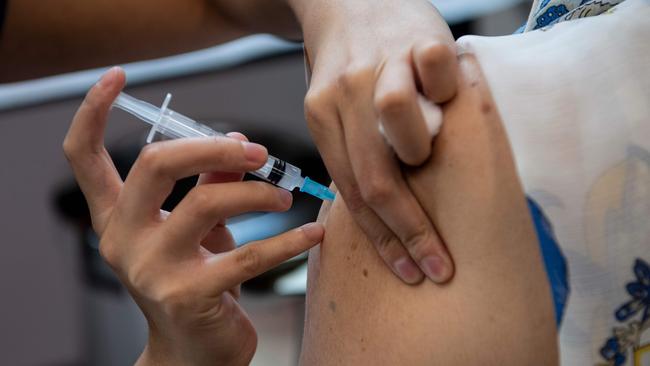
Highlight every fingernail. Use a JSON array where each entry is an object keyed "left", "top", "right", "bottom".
[
  {"left": 243, "top": 142, "right": 267, "bottom": 163},
  {"left": 393, "top": 257, "right": 424, "bottom": 284},
  {"left": 96, "top": 66, "right": 120, "bottom": 88},
  {"left": 420, "top": 255, "right": 449, "bottom": 283},
  {"left": 300, "top": 223, "right": 324, "bottom": 242},
  {"left": 226, "top": 131, "right": 248, "bottom": 142}
]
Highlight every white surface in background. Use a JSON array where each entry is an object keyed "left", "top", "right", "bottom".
[
  {"left": 274, "top": 262, "right": 309, "bottom": 295},
  {"left": 0, "top": 35, "right": 299, "bottom": 110}
]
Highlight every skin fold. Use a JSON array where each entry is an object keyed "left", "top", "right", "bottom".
[{"left": 300, "top": 54, "right": 559, "bottom": 366}]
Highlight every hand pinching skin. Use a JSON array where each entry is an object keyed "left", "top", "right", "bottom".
[{"left": 295, "top": 0, "right": 457, "bottom": 284}]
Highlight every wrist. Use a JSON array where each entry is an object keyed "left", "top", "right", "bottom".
[
  {"left": 136, "top": 344, "right": 173, "bottom": 366},
  {"left": 285, "top": 0, "right": 338, "bottom": 29},
  {"left": 284, "top": 0, "right": 310, "bottom": 25},
  {"left": 136, "top": 331, "right": 256, "bottom": 366},
  {"left": 208, "top": 0, "right": 302, "bottom": 39}
]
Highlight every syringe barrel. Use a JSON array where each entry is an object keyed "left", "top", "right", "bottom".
[
  {"left": 159, "top": 110, "right": 223, "bottom": 138},
  {"left": 157, "top": 110, "right": 303, "bottom": 191},
  {"left": 114, "top": 92, "right": 320, "bottom": 195},
  {"left": 252, "top": 156, "right": 303, "bottom": 191}
]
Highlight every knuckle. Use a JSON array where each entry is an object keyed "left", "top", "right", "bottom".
[
  {"left": 401, "top": 225, "right": 433, "bottom": 257},
  {"left": 137, "top": 143, "right": 165, "bottom": 174},
  {"left": 374, "top": 87, "right": 414, "bottom": 115},
  {"left": 338, "top": 62, "right": 375, "bottom": 92},
  {"left": 81, "top": 92, "right": 102, "bottom": 113},
  {"left": 98, "top": 238, "right": 119, "bottom": 268},
  {"left": 61, "top": 138, "right": 76, "bottom": 162},
  {"left": 215, "top": 135, "right": 242, "bottom": 160},
  {"left": 340, "top": 182, "right": 366, "bottom": 213},
  {"left": 360, "top": 176, "right": 394, "bottom": 206},
  {"left": 304, "top": 87, "right": 334, "bottom": 127},
  {"left": 418, "top": 41, "right": 455, "bottom": 68},
  {"left": 235, "top": 246, "right": 262, "bottom": 277},
  {"left": 185, "top": 186, "right": 213, "bottom": 217},
  {"left": 373, "top": 234, "right": 400, "bottom": 259},
  {"left": 126, "top": 261, "right": 149, "bottom": 290}
]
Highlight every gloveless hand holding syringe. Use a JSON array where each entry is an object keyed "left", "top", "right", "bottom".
[{"left": 113, "top": 92, "right": 335, "bottom": 201}]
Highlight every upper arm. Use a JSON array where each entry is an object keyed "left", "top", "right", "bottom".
[
  {"left": 0, "top": 0, "right": 244, "bottom": 81},
  {"left": 299, "top": 54, "right": 558, "bottom": 365}
]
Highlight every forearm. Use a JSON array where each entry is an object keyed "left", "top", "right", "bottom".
[{"left": 0, "top": 0, "right": 301, "bottom": 82}]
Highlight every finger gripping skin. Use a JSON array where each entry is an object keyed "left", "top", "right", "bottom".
[
  {"left": 399, "top": 224, "right": 434, "bottom": 258},
  {"left": 374, "top": 86, "right": 416, "bottom": 116},
  {"left": 414, "top": 41, "right": 458, "bottom": 103},
  {"left": 339, "top": 181, "right": 367, "bottom": 214},
  {"left": 359, "top": 175, "right": 395, "bottom": 207},
  {"left": 338, "top": 63, "right": 376, "bottom": 97},
  {"left": 304, "top": 87, "right": 336, "bottom": 129},
  {"left": 372, "top": 232, "right": 401, "bottom": 257},
  {"left": 417, "top": 42, "right": 455, "bottom": 71}
]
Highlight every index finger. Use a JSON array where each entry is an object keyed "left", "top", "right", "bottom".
[
  {"left": 201, "top": 223, "right": 324, "bottom": 293},
  {"left": 339, "top": 68, "right": 454, "bottom": 284},
  {"left": 117, "top": 135, "right": 268, "bottom": 224},
  {"left": 62, "top": 67, "right": 126, "bottom": 233}
]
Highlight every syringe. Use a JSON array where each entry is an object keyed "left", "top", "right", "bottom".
[{"left": 112, "top": 92, "right": 335, "bottom": 201}]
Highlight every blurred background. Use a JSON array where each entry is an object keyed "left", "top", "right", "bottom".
[{"left": 0, "top": 1, "right": 531, "bottom": 365}]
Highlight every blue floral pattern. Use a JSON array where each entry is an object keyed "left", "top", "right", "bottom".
[
  {"left": 534, "top": 5, "right": 570, "bottom": 29},
  {"left": 616, "top": 259, "right": 650, "bottom": 322},
  {"left": 597, "top": 259, "right": 650, "bottom": 365},
  {"left": 600, "top": 336, "right": 627, "bottom": 366},
  {"left": 520, "top": 0, "right": 625, "bottom": 33}
]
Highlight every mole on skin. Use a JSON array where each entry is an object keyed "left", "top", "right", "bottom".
[
  {"left": 481, "top": 101, "right": 492, "bottom": 114},
  {"left": 362, "top": 269, "right": 368, "bottom": 277},
  {"left": 329, "top": 300, "right": 337, "bottom": 313}
]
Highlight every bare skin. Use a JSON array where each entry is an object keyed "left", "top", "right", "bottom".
[
  {"left": 0, "top": 0, "right": 314, "bottom": 81},
  {"left": 300, "top": 54, "right": 559, "bottom": 365}
]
